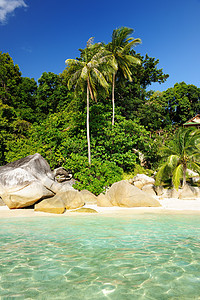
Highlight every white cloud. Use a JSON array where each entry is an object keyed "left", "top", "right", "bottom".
[{"left": 0, "top": 0, "right": 27, "bottom": 23}]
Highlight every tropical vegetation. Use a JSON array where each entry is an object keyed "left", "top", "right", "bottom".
[
  {"left": 156, "top": 127, "right": 200, "bottom": 189},
  {"left": 1, "top": 26, "right": 200, "bottom": 194}
]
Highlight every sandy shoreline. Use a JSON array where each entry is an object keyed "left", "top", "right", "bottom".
[{"left": 1, "top": 197, "right": 200, "bottom": 218}]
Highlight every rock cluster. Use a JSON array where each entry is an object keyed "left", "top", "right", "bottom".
[
  {"left": 130, "top": 173, "right": 200, "bottom": 200},
  {"left": 130, "top": 174, "right": 156, "bottom": 196},
  {"left": 0, "top": 154, "right": 199, "bottom": 214},
  {"left": 0, "top": 154, "right": 98, "bottom": 213},
  {"left": 157, "top": 184, "right": 200, "bottom": 200}
]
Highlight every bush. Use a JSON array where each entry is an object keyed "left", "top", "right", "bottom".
[{"left": 64, "top": 153, "right": 123, "bottom": 195}]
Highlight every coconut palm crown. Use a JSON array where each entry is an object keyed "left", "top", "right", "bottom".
[
  {"left": 106, "top": 27, "right": 141, "bottom": 126},
  {"left": 156, "top": 127, "right": 200, "bottom": 189},
  {"left": 65, "top": 40, "right": 117, "bottom": 164}
]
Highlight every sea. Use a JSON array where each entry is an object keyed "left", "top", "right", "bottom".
[{"left": 0, "top": 214, "right": 200, "bottom": 299}]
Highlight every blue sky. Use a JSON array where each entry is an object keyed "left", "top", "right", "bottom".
[{"left": 1, "top": 0, "right": 200, "bottom": 91}]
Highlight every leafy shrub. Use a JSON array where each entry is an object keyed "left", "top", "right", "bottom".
[{"left": 64, "top": 153, "right": 123, "bottom": 195}]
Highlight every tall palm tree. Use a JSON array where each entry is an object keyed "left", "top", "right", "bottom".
[
  {"left": 106, "top": 27, "right": 141, "bottom": 126},
  {"left": 65, "top": 40, "right": 116, "bottom": 164},
  {"left": 156, "top": 127, "right": 200, "bottom": 189}
]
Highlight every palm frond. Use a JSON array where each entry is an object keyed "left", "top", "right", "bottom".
[
  {"left": 172, "top": 164, "right": 183, "bottom": 190},
  {"left": 155, "top": 163, "right": 169, "bottom": 186},
  {"left": 112, "top": 27, "right": 134, "bottom": 47},
  {"left": 159, "top": 145, "right": 177, "bottom": 157},
  {"left": 124, "top": 55, "right": 141, "bottom": 65},
  {"left": 122, "top": 39, "right": 142, "bottom": 54},
  {"left": 188, "top": 161, "right": 200, "bottom": 175},
  {"left": 167, "top": 155, "right": 179, "bottom": 168},
  {"left": 92, "top": 68, "right": 109, "bottom": 90},
  {"left": 67, "top": 69, "right": 82, "bottom": 89},
  {"left": 117, "top": 57, "right": 132, "bottom": 81},
  {"left": 80, "top": 66, "right": 88, "bottom": 80},
  {"left": 65, "top": 59, "right": 84, "bottom": 68},
  {"left": 88, "top": 74, "right": 96, "bottom": 101},
  {"left": 87, "top": 37, "right": 94, "bottom": 48}
]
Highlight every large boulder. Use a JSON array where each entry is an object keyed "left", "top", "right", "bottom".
[
  {"left": 106, "top": 181, "right": 161, "bottom": 207},
  {"left": 34, "top": 197, "right": 66, "bottom": 214},
  {"left": 34, "top": 190, "right": 85, "bottom": 213},
  {"left": 0, "top": 153, "right": 62, "bottom": 209},
  {"left": 97, "top": 193, "right": 113, "bottom": 207},
  {"left": 51, "top": 190, "right": 85, "bottom": 210},
  {"left": 79, "top": 190, "right": 97, "bottom": 204}
]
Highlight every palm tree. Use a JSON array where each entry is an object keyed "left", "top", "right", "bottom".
[
  {"left": 65, "top": 40, "right": 116, "bottom": 164},
  {"left": 156, "top": 127, "right": 200, "bottom": 189},
  {"left": 106, "top": 27, "right": 141, "bottom": 126}
]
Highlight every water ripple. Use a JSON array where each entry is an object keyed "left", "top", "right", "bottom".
[{"left": 0, "top": 215, "right": 200, "bottom": 299}]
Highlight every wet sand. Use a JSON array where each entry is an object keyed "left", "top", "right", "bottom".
[{"left": 1, "top": 197, "right": 200, "bottom": 218}]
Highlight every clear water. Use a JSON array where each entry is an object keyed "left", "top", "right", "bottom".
[{"left": 0, "top": 214, "right": 200, "bottom": 300}]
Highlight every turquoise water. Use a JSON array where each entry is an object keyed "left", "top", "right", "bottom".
[{"left": 0, "top": 215, "right": 200, "bottom": 299}]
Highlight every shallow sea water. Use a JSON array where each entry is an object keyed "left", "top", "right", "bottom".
[{"left": 0, "top": 214, "right": 200, "bottom": 300}]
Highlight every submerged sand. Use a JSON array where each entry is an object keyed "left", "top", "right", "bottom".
[{"left": 1, "top": 197, "right": 200, "bottom": 218}]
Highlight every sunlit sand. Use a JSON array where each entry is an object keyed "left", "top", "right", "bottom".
[{"left": 1, "top": 197, "right": 200, "bottom": 218}]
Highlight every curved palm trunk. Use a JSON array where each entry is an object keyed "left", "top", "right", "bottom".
[
  {"left": 86, "top": 83, "right": 91, "bottom": 165},
  {"left": 112, "top": 73, "right": 116, "bottom": 126}
]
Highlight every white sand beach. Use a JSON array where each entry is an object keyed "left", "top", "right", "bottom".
[{"left": 1, "top": 197, "right": 200, "bottom": 218}]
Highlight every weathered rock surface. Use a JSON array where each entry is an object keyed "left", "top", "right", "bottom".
[
  {"left": 97, "top": 193, "right": 113, "bottom": 207},
  {"left": 53, "top": 167, "right": 72, "bottom": 183},
  {"left": 34, "top": 197, "right": 65, "bottom": 214},
  {"left": 52, "top": 191, "right": 85, "bottom": 210},
  {"left": 79, "top": 190, "right": 97, "bottom": 204},
  {"left": 105, "top": 181, "right": 161, "bottom": 207},
  {"left": 179, "top": 184, "right": 199, "bottom": 199},
  {"left": 0, "top": 153, "right": 61, "bottom": 208},
  {"left": 141, "top": 184, "right": 156, "bottom": 196},
  {"left": 166, "top": 188, "right": 180, "bottom": 199},
  {"left": 154, "top": 186, "right": 165, "bottom": 196},
  {"left": 133, "top": 180, "right": 144, "bottom": 189},
  {"left": 130, "top": 174, "right": 155, "bottom": 190}
]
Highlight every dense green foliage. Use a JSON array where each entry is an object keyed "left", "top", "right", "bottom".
[
  {"left": 155, "top": 128, "right": 200, "bottom": 189},
  {"left": 1, "top": 27, "right": 200, "bottom": 194}
]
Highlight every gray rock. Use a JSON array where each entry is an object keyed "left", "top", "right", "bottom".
[
  {"left": 53, "top": 167, "right": 72, "bottom": 182},
  {"left": 0, "top": 153, "right": 61, "bottom": 209}
]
